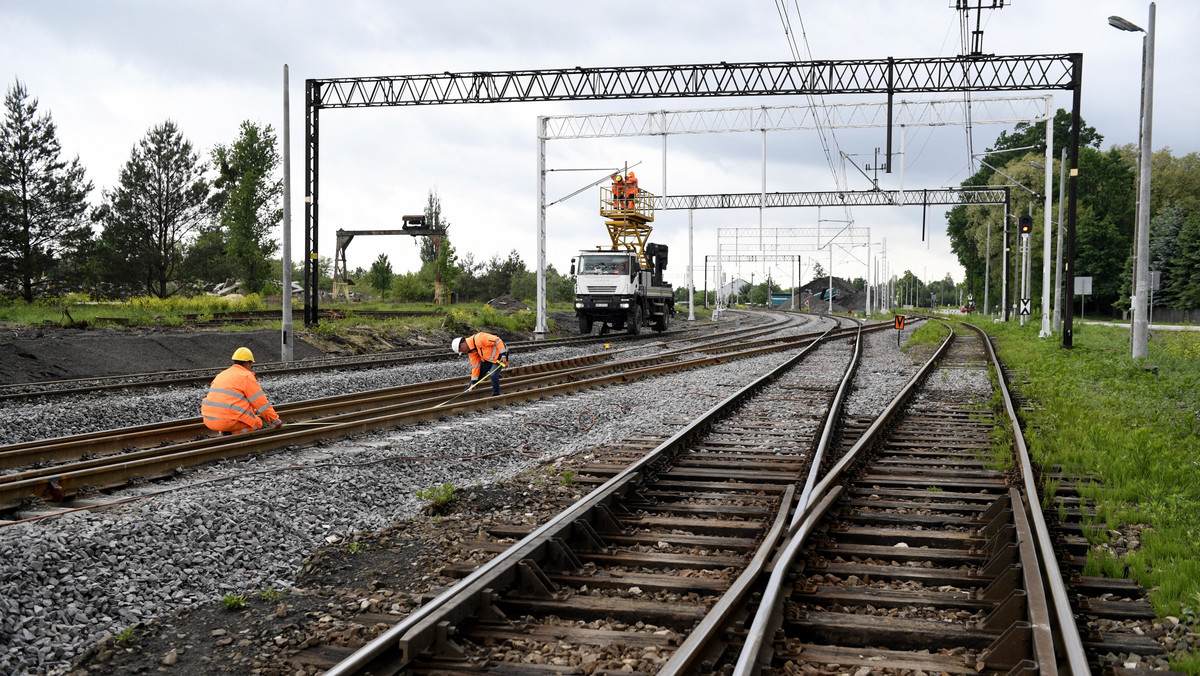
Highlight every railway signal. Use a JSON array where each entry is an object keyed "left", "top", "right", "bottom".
[
  {"left": 894, "top": 314, "right": 905, "bottom": 345},
  {"left": 1019, "top": 214, "right": 1033, "bottom": 235}
]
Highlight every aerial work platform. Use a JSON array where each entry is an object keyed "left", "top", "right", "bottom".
[{"left": 599, "top": 186, "right": 657, "bottom": 269}]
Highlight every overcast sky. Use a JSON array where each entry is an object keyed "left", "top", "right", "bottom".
[{"left": 3, "top": 1, "right": 1197, "bottom": 298}]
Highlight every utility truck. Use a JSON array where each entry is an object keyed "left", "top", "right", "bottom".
[{"left": 571, "top": 172, "right": 674, "bottom": 334}]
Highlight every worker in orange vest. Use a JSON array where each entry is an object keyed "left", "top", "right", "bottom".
[
  {"left": 611, "top": 173, "right": 626, "bottom": 211},
  {"left": 624, "top": 172, "right": 639, "bottom": 209},
  {"left": 201, "top": 347, "right": 283, "bottom": 434},
  {"left": 452, "top": 332, "right": 509, "bottom": 396}
]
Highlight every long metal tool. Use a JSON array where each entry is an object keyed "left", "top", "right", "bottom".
[{"left": 431, "top": 362, "right": 504, "bottom": 409}]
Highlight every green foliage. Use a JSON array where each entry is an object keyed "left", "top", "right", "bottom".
[
  {"left": 0, "top": 79, "right": 94, "bottom": 302},
  {"left": 416, "top": 482, "right": 455, "bottom": 508},
  {"left": 114, "top": 626, "right": 136, "bottom": 645},
  {"left": 510, "top": 263, "right": 574, "bottom": 304},
  {"left": 558, "top": 470, "right": 576, "bottom": 486},
  {"left": 257, "top": 587, "right": 286, "bottom": 603},
  {"left": 221, "top": 593, "right": 247, "bottom": 610},
  {"left": 93, "top": 120, "right": 209, "bottom": 298},
  {"left": 210, "top": 121, "right": 281, "bottom": 295},
  {"left": 347, "top": 541, "right": 367, "bottom": 555},
  {"left": 983, "top": 321, "right": 1200, "bottom": 617},
  {"left": 366, "top": 253, "right": 394, "bottom": 295},
  {"left": 904, "top": 320, "right": 950, "bottom": 347}
]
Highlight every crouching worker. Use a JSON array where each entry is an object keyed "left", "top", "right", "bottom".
[
  {"left": 201, "top": 347, "right": 283, "bottom": 435},
  {"left": 452, "top": 332, "right": 509, "bottom": 396}
]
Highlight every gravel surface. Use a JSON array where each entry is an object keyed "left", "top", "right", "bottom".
[{"left": 0, "top": 314, "right": 930, "bottom": 674}]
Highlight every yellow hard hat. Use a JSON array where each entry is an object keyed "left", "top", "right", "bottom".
[
  {"left": 232, "top": 347, "right": 255, "bottom": 362},
  {"left": 627, "top": 171, "right": 635, "bottom": 180}
]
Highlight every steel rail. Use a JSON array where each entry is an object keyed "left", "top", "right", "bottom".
[
  {"left": 0, "top": 318, "right": 826, "bottom": 473},
  {"left": 655, "top": 318, "right": 865, "bottom": 676},
  {"left": 320, "top": 323, "right": 847, "bottom": 675},
  {"left": 733, "top": 323, "right": 1082, "bottom": 675},
  {"left": 1, "top": 325, "right": 850, "bottom": 513},
  {"left": 974, "top": 322, "right": 1089, "bottom": 673},
  {"left": 733, "top": 325, "right": 957, "bottom": 674}
]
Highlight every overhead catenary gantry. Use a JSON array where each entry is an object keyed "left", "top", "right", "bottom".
[
  {"left": 305, "top": 52, "right": 1084, "bottom": 347},
  {"left": 538, "top": 95, "right": 1051, "bottom": 332}
]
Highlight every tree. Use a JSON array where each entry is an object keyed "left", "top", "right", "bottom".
[
  {"left": 0, "top": 80, "right": 92, "bottom": 301},
  {"left": 94, "top": 121, "right": 209, "bottom": 298},
  {"left": 810, "top": 260, "right": 826, "bottom": 282},
  {"left": 366, "top": 253, "right": 393, "bottom": 295},
  {"left": 947, "top": 110, "right": 1102, "bottom": 308},
  {"left": 419, "top": 190, "right": 449, "bottom": 263},
  {"left": 1166, "top": 211, "right": 1200, "bottom": 309},
  {"left": 1148, "top": 203, "right": 1185, "bottom": 307},
  {"left": 209, "top": 121, "right": 281, "bottom": 294}
]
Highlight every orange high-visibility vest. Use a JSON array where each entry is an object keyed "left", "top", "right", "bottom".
[
  {"left": 465, "top": 332, "right": 507, "bottom": 380},
  {"left": 201, "top": 364, "right": 280, "bottom": 432},
  {"left": 624, "top": 174, "right": 639, "bottom": 208}
]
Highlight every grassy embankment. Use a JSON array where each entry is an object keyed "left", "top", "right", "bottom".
[
  {"left": 977, "top": 319, "right": 1200, "bottom": 668},
  {"left": 0, "top": 294, "right": 581, "bottom": 337}
]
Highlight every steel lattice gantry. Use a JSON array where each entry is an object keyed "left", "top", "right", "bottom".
[
  {"left": 657, "top": 187, "right": 1008, "bottom": 210},
  {"left": 305, "top": 52, "right": 1084, "bottom": 346}
]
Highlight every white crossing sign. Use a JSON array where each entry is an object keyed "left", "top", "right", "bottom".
[{"left": 1019, "top": 298, "right": 1031, "bottom": 316}]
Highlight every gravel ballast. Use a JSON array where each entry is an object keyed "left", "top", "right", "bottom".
[{"left": 0, "top": 315, "right": 930, "bottom": 674}]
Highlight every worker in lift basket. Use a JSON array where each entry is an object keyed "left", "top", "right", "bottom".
[
  {"left": 611, "top": 173, "right": 626, "bottom": 210},
  {"left": 201, "top": 347, "right": 283, "bottom": 435},
  {"left": 623, "top": 171, "right": 639, "bottom": 209},
  {"left": 453, "top": 332, "right": 509, "bottom": 396}
]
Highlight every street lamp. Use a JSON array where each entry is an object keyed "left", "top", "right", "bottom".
[{"left": 1110, "top": 4, "right": 1155, "bottom": 359}]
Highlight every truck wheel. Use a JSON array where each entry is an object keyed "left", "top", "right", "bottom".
[
  {"left": 627, "top": 305, "right": 642, "bottom": 335},
  {"left": 653, "top": 307, "right": 669, "bottom": 332},
  {"left": 578, "top": 315, "right": 593, "bottom": 334}
]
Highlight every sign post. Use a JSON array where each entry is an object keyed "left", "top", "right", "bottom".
[{"left": 894, "top": 314, "right": 905, "bottom": 346}]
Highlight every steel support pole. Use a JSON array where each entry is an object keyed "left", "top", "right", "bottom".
[
  {"left": 1040, "top": 112, "right": 1053, "bottom": 336},
  {"left": 535, "top": 118, "right": 548, "bottom": 338},
  {"left": 281, "top": 64, "right": 294, "bottom": 361},
  {"left": 303, "top": 79, "right": 319, "bottom": 326},
  {"left": 1063, "top": 53, "right": 1083, "bottom": 350},
  {"left": 688, "top": 208, "right": 695, "bottom": 321},
  {"left": 1002, "top": 202, "right": 1009, "bottom": 321},
  {"left": 1053, "top": 148, "right": 1066, "bottom": 332},
  {"left": 984, "top": 220, "right": 991, "bottom": 317}
]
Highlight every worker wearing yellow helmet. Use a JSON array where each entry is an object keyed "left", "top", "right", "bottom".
[{"left": 200, "top": 347, "right": 283, "bottom": 435}]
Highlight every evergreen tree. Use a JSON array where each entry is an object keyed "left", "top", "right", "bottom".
[
  {"left": 95, "top": 121, "right": 209, "bottom": 297},
  {"left": 0, "top": 80, "right": 92, "bottom": 301},
  {"left": 366, "top": 253, "right": 393, "bottom": 295},
  {"left": 1147, "top": 203, "right": 1184, "bottom": 307},
  {"left": 1166, "top": 211, "right": 1200, "bottom": 309},
  {"left": 209, "top": 121, "right": 281, "bottom": 294},
  {"left": 419, "top": 190, "right": 449, "bottom": 263}
]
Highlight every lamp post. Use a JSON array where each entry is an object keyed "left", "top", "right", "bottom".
[{"left": 1110, "top": 5, "right": 1155, "bottom": 359}]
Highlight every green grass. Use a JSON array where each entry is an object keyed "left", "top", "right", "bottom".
[
  {"left": 257, "top": 587, "right": 287, "bottom": 603},
  {"left": 114, "top": 626, "right": 136, "bottom": 645},
  {"left": 904, "top": 319, "right": 951, "bottom": 348},
  {"left": 980, "top": 320, "right": 1200, "bottom": 619},
  {"left": 416, "top": 482, "right": 456, "bottom": 510},
  {"left": 220, "top": 593, "right": 247, "bottom": 610}
]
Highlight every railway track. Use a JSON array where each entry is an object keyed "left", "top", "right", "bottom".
[
  {"left": 317, "top": 322, "right": 1124, "bottom": 675},
  {"left": 2, "top": 315, "right": 886, "bottom": 519},
  {"left": 313, "top": 318, "right": 864, "bottom": 675}
]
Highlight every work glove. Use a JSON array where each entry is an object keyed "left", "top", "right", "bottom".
[
  {"left": 270, "top": 418, "right": 284, "bottom": 429},
  {"left": 499, "top": 353, "right": 510, "bottom": 367}
]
